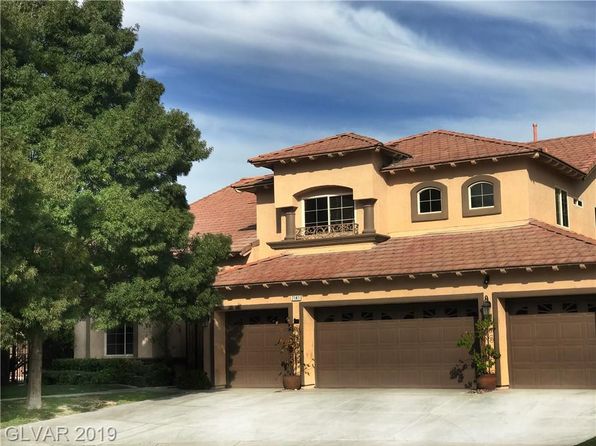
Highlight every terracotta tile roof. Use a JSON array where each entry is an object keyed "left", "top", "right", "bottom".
[
  {"left": 383, "top": 130, "right": 539, "bottom": 170},
  {"left": 189, "top": 181, "right": 258, "bottom": 255},
  {"left": 249, "top": 133, "right": 406, "bottom": 166},
  {"left": 231, "top": 174, "right": 274, "bottom": 191},
  {"left": 530, "top": 133, "right": 596, "bottom": 174},
  {"left": 214, "top": 220, "right": 596, "bottom": 286}
]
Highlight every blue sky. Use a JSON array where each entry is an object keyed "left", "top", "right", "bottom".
[{"left": 122, "top": 1, "right": 596, "bottom": 202}]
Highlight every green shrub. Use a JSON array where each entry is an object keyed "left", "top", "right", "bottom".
[
  {"left": 175, "top": 369, "right": 211, "bottom": 390},
  {"left": 43, "top": 370, "right": 114, "bottom": 385},
  {"left": 46, "top": 358, "right": 172, "bottom": 386}
]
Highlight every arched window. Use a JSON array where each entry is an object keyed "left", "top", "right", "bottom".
[
  {"left": 462, "top": 176, "right": 501, "bottom": 217},
  {"left": 411, "top": 182, "right": 448, "bottom": 222},
  {"left": 469, "top": 182, "right": 494, "bottom": 209},
  {"left": 418, "top": 187, "right": 442, "bottom": 213}
]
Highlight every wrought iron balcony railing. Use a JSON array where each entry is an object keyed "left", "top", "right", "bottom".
[{"left": 295, "top": 222, "right": 359, "bottom": 239}]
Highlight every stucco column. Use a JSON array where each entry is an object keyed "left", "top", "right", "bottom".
[
  {"left": 360, "top": 199, "right": 377, "bottom": 234},
  {"left": 212, "top": 310, "right": 227, "bottom": 387},
  {"left": 301, "top": 306, "right": 316, "bottom": 388},
  {"left": 494, "top": 295, "right": 510, "bottom": 387},
  {"left": 282, "top": 206, "right": 297, "bottom": 240}
]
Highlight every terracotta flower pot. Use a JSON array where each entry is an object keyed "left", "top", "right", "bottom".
[
  {"left": 476, "top": 373, "right": 497, "bottom": 391},
  {"left": 283, "top": 375, "right": 301, "bottom": 390}
]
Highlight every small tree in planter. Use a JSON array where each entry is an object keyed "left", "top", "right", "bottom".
[
  {"left": 457, "top": 316, "right": 501, "bottom": 390},
  {"left": 277, "top": 323, "right": 311, "bottom": 390}
]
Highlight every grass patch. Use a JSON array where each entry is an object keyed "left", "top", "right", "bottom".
[
  {"left": 1, "top": 384, "right": 131, "bottom": 400},
  {"left": 576, "top": 438, "right": 596, "bottom": 446},
  {"left": 1, "top": 388, "right": 181, "bottom": 428}
]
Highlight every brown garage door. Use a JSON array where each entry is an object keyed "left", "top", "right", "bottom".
[
  {"left": 226, "top": 308, "right": 289, "bottom": 387},
  {"left": 508, "top": 296, "right": 596, "bottom": 389},
  {"left": 315, "top": 301, "right": 477, "bottom": 388}
]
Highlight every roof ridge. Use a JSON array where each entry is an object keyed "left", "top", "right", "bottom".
[
  {"left": 249, "top": 133, "right": 356, "bottom": 160},
  {"left": 386, "top": 129, "right": 539, "bottom": 152},
  {"left": 528, "top": 219, "right": 596, "bottom": 246},
  {"left": 530, "top": 132, "right": 594, "bottom": 144},
  {"left": 433, "top": 129, "right": 539, "bottom": 151},
  {"left": 385, "top": 129, "right": 441, "bottom": 145}
]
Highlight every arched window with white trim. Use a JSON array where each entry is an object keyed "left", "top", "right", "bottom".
[
  {"left": 462, "top": 176, "right": 501, "bottom": 217},
  {"left": 418, "top": 187, "right": 442, "bottom": 214},
  {"left": 468, "top": 181, "right": 494, "bottom": 209},
  {"left": 411, "top": 181, "right": 448, "bottom": 222}
]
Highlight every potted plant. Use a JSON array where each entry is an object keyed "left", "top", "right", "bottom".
[
  {"left": 457, "top": 316, "right": 501, "bottom": 390},
  {"left": 277, "top": 323, "right": 310, "bottom": 390}
]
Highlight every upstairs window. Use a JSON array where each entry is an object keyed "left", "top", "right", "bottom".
[
  {"left": 304, "top": 194, "right": 354, "bottom": 227},
  {"left": 418, "top": 188, "right": 442, "bottom": 213},
  {"left": 411, "top": 182, "right": 448, "bottom": 222},
  {"left": 106, "top": 324, "right": 134, "bottom": 356},
  {"left": 462, "top": 176, "right": 501, "bottom": 217},
  {"left": 469, "top": 182, "right": 494, "bottom": 208},
  {"left": 555, "top": 188, "right": 569, "bottom": 227}
]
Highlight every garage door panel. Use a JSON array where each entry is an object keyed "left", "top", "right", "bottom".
[
  {"left": 508, "top": 296, "right": 595, "bottom": 389},
  {"left": 316, "top": 301, "right": 476, "bottom": 388},
  {"left": 560, "top": 321, "right": 584, "bottom": 340},
  {"left": 226, "top": 309, "right": 288, "bottom": 388}
]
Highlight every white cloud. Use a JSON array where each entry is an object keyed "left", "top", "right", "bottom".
[
  {"left": 179, "top": 108, "right": 336, "bottom": 202},
  {"left": 123, "top": 1, "right": 594, "bottom": 93},
  {"left": 439, "top": 1, "right": 595, "bottom": 31}
]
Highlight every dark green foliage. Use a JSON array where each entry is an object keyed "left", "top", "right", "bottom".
[
  {"left": 175, "top": 369, "right": 212, "bottom": 390},
  {"left": 1, "top": 0, "right": 230, "bottom": 407},
  {"left": 45, "top": 358, "right": 172, "bottom": 386},
  {"left": 457, "top": 316, "right": 501, "bottom": 376}
]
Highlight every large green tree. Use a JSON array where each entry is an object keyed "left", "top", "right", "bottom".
[{"left": 1, "top": 1, "right": 230, "bottom": 409}]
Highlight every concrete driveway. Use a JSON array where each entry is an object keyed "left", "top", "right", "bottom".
[{"left": 2, "top": 388, "right": 595, "bottom": 446}]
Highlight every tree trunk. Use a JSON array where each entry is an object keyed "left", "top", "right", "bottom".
[{"left": 26, "top": 331, "right": 43, "bottom": 410}]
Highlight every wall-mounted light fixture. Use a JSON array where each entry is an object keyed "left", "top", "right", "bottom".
[{"left": 481, "top": 296, "right": 492, "bottom": 320}]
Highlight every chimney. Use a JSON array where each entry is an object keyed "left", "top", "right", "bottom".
[{"left": 532, "top": 123, "right": 538, "bottom": 142}]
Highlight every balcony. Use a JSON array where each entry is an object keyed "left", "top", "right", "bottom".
[{"left": 296, "top": 222, "right": 359, "bottom": 240}]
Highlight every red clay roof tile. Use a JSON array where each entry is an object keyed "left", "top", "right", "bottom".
[
  {"left": 531, "top": 133, "right": 596, "bottom": 174},
  {"left": 189, "top": 182, "right": 258, "bottom": 255},
  {"left": 383, "top": 130, "right": 538, "bottom": 170},
  {"left": 248, "top": 132, "right": 406, "bottom": 166},
  {"left": 214, "top": 220, "right": 596, "bottom": 286},
  {"left": 383, "top": 130, "right": 591, "bottom": 176}
]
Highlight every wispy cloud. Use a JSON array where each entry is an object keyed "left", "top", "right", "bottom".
[
  {"left": 124, "top": 1, "right": 593, "bottom": 93},
  {"left": 438, "top": 1, "right": 595, "bottom": 31},
  {"left": 122, "top": 1, "right": 595, "bottom": 200}
]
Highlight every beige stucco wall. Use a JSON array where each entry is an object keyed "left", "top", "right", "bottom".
[
  {"left": 529, "top": 163, "right": 595, "bottom": 238},
  {"left": 385, "top": 158, "right": 531, "bottom": 236},
  {"left": 250, "top": 154, "right": 593, "bottom": 261},
  {"left": 214, "top": 266, "right": 596, "bottom": 388}
]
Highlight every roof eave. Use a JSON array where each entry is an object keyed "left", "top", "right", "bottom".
[
  {"left": 381, "top": 151, "right": 586, "bottom": 179},
  {"left": 249, "top": 144, "right": 407, "bottom": 168},
  {"left": 214, "top": 262, "right": 594, "bottom": 289}
]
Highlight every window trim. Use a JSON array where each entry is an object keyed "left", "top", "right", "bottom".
[
  {"left": 104, "top": 323, "right": 135, "bottom": 357},
  {"left": 301, "top": 192, "right": 354, "bottom": 228},
  {"left": 410, "top": 181, "right": 448, "bottom": 222},
  {"left": 461, "top": 176, "right": 501, "bottom": 217},
  {"left": 555, "top": 187, "right": 569, "bottom": 228},
  {"left": 417, "top": 187, "right": 443, "bottom": 215}
]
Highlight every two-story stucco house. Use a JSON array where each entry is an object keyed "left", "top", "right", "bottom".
[{"left": 75, "top": 129, "right": 596, "bottom": 390}]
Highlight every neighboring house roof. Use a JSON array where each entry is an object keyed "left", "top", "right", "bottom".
[
  {"left": 189, "top": 182, "right": 258, "bottom": 256},
  {"left": 530, "top": 133, "right": 596, "bottom": 175},
  {"left": 214, "top": 220, "right": 596, "bottom": 287},
  {"left": 382, "top": 130, "right": 587, "bottom": 178},
  {"left": 248, "top": 133, "right": 408, "bottom": 167}
]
